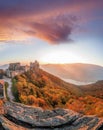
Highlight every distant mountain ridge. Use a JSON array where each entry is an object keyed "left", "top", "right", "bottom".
[
  {"left": 0, "top": 64, "right": 9, "bottom": 70},
  {"left": 80, "top": 80, "right": 103, "bottom": 99},
  {"left": 41, "top": 63, "right": 103, "bottom": 83}
]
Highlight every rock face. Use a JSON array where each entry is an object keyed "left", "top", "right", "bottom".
[{"left": 0, "top": 101, "right": 103, "bottom": 130}]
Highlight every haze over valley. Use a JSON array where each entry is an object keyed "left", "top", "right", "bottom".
[{"left": 41, "top": 63, "right": 103, "bottom": 84}]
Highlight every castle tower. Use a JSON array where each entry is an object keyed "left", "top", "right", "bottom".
[{"left": 30, "top": 60, "right": 40, "bottom": 74}]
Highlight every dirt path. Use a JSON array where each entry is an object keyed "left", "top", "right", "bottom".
[{"left": 3, "top": 77, "right": 14, "bottom": 101}]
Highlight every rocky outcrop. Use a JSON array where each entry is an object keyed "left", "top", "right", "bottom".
[
  {"left": 0, "top": 115, "right": 26, "bottom": 130},
  {"left": 0, "top": 101, "right": 103, "bottom": 130}
]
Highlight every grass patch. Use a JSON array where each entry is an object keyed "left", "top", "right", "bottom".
[
  {"left": 5, "top": 82, "right": 10, "bottom": 101},
  {"left": 11, "top": 79, "right": 20, "bottom": 102}
]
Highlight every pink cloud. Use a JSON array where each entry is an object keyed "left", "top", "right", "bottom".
[{"left": 0, "top": 0, "right": 102, "bottom": 44}]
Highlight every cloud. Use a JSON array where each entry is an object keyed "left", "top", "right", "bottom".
[
  {"left": 0, "top": 0, "right": 103, "bottom": 44},
  {"left": 24, "top": 15, "right": 78, "bottom": 43}
]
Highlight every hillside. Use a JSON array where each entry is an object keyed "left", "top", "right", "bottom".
[
  {"left": 0, "top": 99, "right": 3, "bottom": 114},
  {"left": 11, "top": 68, "right": 103, "bottom": 117},
  {"left": 12, "top": 68, "right": 83, "bottom": 109},
  {"left": 80, "top": 80, "right": 103, "bottom": 99},
  {"left": 41, "top": 63, "right": 103, "bottom": 83}
]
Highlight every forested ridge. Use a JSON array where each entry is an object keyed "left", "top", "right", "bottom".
[{"left": 12, "top": 69, "right": 103, "bottom": 117}]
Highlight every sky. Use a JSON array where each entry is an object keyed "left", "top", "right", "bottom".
[{"left": 0, "top": 0, "right": 103, "bottom": 66}]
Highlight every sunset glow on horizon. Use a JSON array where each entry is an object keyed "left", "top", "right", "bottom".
[
  {"left": 0, "top": 0, "right": 103, "bottom": 66},
  {"left": 40, "top": 49, "right": 86, "bottom": 64}
]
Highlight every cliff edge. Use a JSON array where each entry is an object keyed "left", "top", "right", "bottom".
[{"left": 0, "top": 101, "right": 103, "bottom": 130}]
